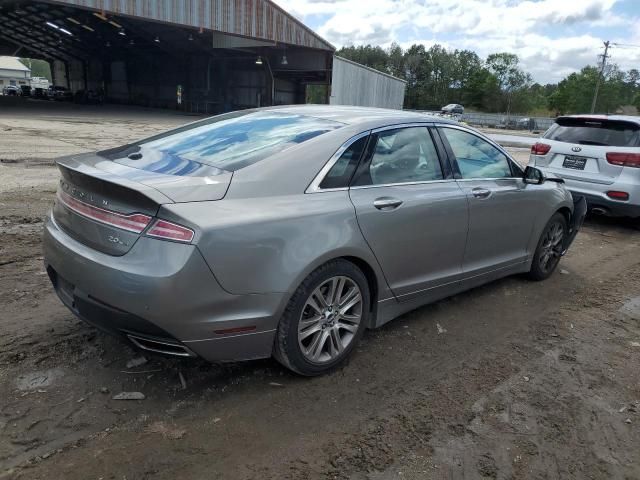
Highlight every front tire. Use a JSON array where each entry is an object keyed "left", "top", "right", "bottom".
[
  {"left": 527, "top": 212, "right": 568, "bottom": 281},
  {"left": 273, "top": 259, "right": 370, "bottom": 376}
]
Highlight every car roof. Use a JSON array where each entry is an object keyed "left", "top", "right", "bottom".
[
  {"left": 558, "top": 114, "right": 640, "bottom": 126},
  {"left": 260, "top": 105, "right": 457, "bottom": 129}
]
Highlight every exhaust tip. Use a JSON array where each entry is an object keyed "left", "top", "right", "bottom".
[
  {"left": 591, "top": 207, "right": 608, "bottom": 216},
  {"left": 126, "top": 334, "right": 196, "bottom": 358}
]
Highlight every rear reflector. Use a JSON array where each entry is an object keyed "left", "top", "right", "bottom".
[
  {"left": 606, "top": 152, "right": 640, "bottom": 168},
  {"left": 531, "top": 142, "right": 551, "bottom": 155},
  {"left": 214, "top": 325, "right": 257, "bottom": 335},
  {"left": 58, "top": 190, "right": 151, "bottom": 233},
  {"left": 145, "top": 219, "right": 194, "bottom": 243},
  {"left": 606, "top": 191, "right": 629, "bottom": 201}
]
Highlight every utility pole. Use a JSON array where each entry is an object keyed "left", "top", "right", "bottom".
[{"left": 590, "top": 40, "right": 610, "bottom": 114}]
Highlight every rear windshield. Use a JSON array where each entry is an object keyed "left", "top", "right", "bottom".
[
  {"left": 116, "top": 111, "right": 343, "bottom": 172},
  {"left": 544, "top": 118, "right": 640, "bottom": 147}
]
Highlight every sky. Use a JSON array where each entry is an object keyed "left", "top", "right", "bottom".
[{"left": 273, "top": 0, "right": 640, "bottom": 84}]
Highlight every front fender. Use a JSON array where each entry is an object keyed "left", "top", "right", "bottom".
[
  {"left": 562, "top": 194, "right": 587, "bottom": 254},
  {"left": 525, "top": 183, "right": 574, "bottom": 256}
]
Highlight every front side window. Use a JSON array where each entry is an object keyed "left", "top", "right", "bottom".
[
  {"left": 358, "top": 127, "right": 443, "bottom": 186},
  {"left": 441, "top": 128, "right": 513, "bottom": 179}
]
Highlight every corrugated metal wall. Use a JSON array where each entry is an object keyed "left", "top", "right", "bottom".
[
  {"left": 50, "top": 0, "right": 334, "bottom": 51},
  {"left": 0, "top": 68, "right": 30, "bottom": 79},
  {"left": 330, "top": 56, "right": 405, "bottom": 110}
]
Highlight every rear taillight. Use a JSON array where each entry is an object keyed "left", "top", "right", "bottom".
[
  {"left": 145, "top": 219, "right": 194, "bottom": 243},
  {"left": 531, "top": 142, "right": 551, "bottom": 155},
  {"left": 606, "top": 152, "right": 640, "bottom": 168},
  {"left": 58, "top": 190, "right": 151, "bottom": 233},
  {"left": 606, "top": 191, "right": 629, "bottom": 201}
]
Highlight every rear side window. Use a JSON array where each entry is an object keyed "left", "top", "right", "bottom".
[
  {"left": 368, "top": 127, "right": 443, "bottom": 185},
  {"left": 117, "top": 111, "right": 344, "bottom": 172},
  {"left": 544, "top": 118, "right": 640, "bottom": 147},
  {"left": 353, "top": 127, "right": 443, "bottom": 186},
  {"left": 319, "top": 135, "right": 368, "bottom": 189}
]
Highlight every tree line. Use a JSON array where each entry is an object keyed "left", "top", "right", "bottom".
[
  {"left": 337, "top": 44, "right": 640, "bottom": 116},
  {"left": 18, "top": 58, "right": 53, "bottom": 81}
]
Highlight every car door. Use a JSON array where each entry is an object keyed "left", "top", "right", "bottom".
[
  {"left": 437, "top": 125, "right": 539, "bottom": 276},
  {"left": 348, "top": 125, "right": 469, "bottom": 300}
]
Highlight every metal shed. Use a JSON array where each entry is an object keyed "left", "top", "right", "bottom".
[{"left": 330, "top": 56, "right": 406, "bottom": 110}]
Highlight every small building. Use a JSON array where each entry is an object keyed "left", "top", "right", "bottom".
[
  {"left": 331, "top": 56, "right": 405, "bottom": 110},
  {"left": 0, "top": 56, "right": 30, "bottom": 89}
]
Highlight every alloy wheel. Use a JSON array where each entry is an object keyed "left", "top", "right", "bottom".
[
  {"left": 298, "top": 276, "right": 363, "bottom": 364},
  {"left": 538, "top": 221, "right": 565, "bottom": 273}
]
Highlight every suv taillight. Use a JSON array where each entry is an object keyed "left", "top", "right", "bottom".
[
  {"left": 606, "top": 152, "right": 640, "bottom": 168},
  {"left": 531, "top": 142, "right": 551, "bottom": 155},
  {"left": 145, "top": 220, "right": 195, "bottom": 243}
]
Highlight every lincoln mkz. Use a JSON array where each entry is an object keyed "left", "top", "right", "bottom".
[{"left": 43, "top": 106, "right": 586, "bottom": 375}]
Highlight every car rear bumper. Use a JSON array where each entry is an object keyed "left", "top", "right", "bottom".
[
  {"left": 536, "top": 167, "right": 640, "bottom": 218},
  {"left": 43, "top": 212, "right": 286, "bottom": 362},
  {"left": 572, "top": 192, "right": 640, "bottom": 218}
]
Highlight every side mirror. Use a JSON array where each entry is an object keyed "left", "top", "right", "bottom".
[{"left": 523, "top": 166, "right": 545, "bottom": 185}]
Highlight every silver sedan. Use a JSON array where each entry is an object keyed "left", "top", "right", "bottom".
[{"left": 43, "top": 106, "right": 586, "bottom": 375}]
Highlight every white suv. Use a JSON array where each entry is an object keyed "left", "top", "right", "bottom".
[{"left": 530, "top": 115, "right": 640, "bottom": 219}]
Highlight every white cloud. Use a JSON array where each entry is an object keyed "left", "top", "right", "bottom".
[{"left": 274, "top": 0, "right": 640, "bottom": 83}]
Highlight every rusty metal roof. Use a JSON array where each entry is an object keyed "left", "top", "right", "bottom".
[{"left": 48, "top": 0, "right": 334, "bottom": 51}]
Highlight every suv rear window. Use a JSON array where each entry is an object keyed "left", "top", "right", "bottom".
[
  {"left": 129, "top": 111, "right": 343, "bottom": 172},
  {"left": 544, "top": 118, "right": 640, "bottom": 147}
]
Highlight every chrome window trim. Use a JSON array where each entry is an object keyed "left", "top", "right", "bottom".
[
  {"left": 305, "top": 130, "right": 371, "bottom": 194},
  {"left": 362, "top": 123, "right": 446, "bottom": 188},
  {"left": 350, "top": 177, "right": 523, "bottom": 189},
  {"left": 350, "top": 179, "right": 454, "bottom": 190},
  {"left": 306, "top": 122, "right": 447, "bottom": 193},
  {"left": 371, "top": 122, "right": 435, "bottom": 134},
  {"left": 435, "top": 123, "right": 525, "bottom": 180},
  {"left": 435, "top": 122, "right": 509, "bottom": 154},
  {"left": 455, "top": 177, "right": 523, "bottom": 182}
]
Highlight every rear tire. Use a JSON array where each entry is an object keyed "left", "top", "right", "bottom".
[
  {"left": 273, "top": 259, "right": 370, "bottom": 376},
  {"left": 527, "top": 212, "right": 568, "bottom": 281}
]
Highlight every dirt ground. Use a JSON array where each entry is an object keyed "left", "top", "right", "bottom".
[{"left": 1, "top": 103, "right": 639, "bottom": 480}]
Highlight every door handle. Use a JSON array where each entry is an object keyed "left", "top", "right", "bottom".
[
  {"left": 471, "top": 187, "right": 492, "bottom": 199},
  {"left": 373, "top": 197, "right": 403, "bottom": 210}
]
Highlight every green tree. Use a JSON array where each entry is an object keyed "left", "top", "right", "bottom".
[
  {"left": 464, "top": 68, "right": 501, "bottom": 111},
  {"left": 387, "top": 42, "right": 405, "bottom": 78},
  {"left": 336, "top": 43, "right": 638, "bottom": 115},
  {"left": 485, "top": 53, "right": 531, "bottom": 114},
  {"left": 336, "top": 45, "right": 390, "bottom": 73},
  {"left": 550, "top": 66, "right": 600, "bottom": 114},
  {"left": 19, "top": 58, "right": 52, "bottom": 81}
]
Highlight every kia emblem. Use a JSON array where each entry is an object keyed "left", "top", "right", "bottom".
[{"left": 571, "top": 146, "right": 582, "bottom": 152}]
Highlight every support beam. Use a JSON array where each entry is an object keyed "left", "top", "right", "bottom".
[
  {"left": 1, "top": 13, "right": 95, "bottom": 59},
  {"left": 0, "top": 34, "right": 69, "bottom": 63}
]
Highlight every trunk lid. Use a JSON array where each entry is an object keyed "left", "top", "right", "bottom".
[{"left": 53, "top": 152, "right": 232, "bottom": 256}]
